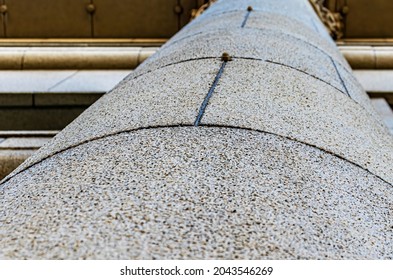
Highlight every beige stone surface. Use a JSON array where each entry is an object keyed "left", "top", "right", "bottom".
[
  {"left": 371, "top": 98, "right": 393, "bottom": 134},
  {"left": 354, "top": 70, "right": 393, "bottom": 93},
  {"left": 1, "top": 128, "right": 392, "bottom": 259},
  {"left": 141, "top": 28, "right": 344, "bottom": 91},
  {"left": 1, "top": 0, "right": 392, "bottom": 260},
  {"left": 0, "top": 47, "right": 158, "bottom": 70},
  {"left": 0, "top": 134, "right": 56, "bottom": 180},
  {"left": 202, "top": 60, "right": 393, "bottom": 183},
  {"left": 3, "top": 59, "right": 221, "bottom": 176},
  {"left": 333, "top": 63, "right": 382, "bottom": 118},
  {"left": 339, "top": 46, "right": 376, "bottom": 69},
  {"left": 0, "top": 137, "right": 51, "bottom": 149},
  {"left": 177, "top": 10, "right": 343, "bottom": 65},
  {"left": 138, "top": 48, "right": 158, "bottom": 65},
  {"left": 0, "top": 131, "right": 58, "bottom": 137},
  {"left": 0, "top": 70, "right": 77, "bottom": 92},
  {"left": 0, "top": 138, "right": 51, "bottom": 179},
  {"left": 0, "top": 49, "right": 24, "bottom": 70},
  {"left": 22, "top": 48, "right": 140, "bottom": 70},
  {"left": 0, "top": 70, "right": 130, "bottom": 94},
  {"left": 47, "top": 70, "right": 131, "bottom": 93}
]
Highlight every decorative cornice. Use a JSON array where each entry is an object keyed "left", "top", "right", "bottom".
[
  {"left": 191, "top": 0, "right": 217, "bottom": 20},
  {"left": 309, "top": 0, "right": 344, "bottom": 39}
]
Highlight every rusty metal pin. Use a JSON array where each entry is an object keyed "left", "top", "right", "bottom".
[
  {"left": 247, "top": 6, "right": 253, "bottom": 12},
  {"left": 221, "top": 52, "right": 232, "bottom": 62},
  {"left": 341, "top": 5, "right": 349, "bottom": 15},
  {"left": 0, "top": 4, "right": 8, "bottom": 14},
  {"left": 174, "top": 5, "right": 184, "bottom": 15},
  {"left": 86, "top": 4, "right": 96, "bottom": 14}
]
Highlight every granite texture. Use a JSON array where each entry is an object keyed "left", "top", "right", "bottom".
[
  {"left": 173, "top": 11, "right": 344, "bottom": 66},
  {"left": 201, "top": 60, "right": 393, "bottom": 183},
  {"left": 1, "top": 0, "right": 392, "bottom": 260},
  {"left": 5, "top": 57, "right": 391, "bottom": 185},
  {"left": 333, "top": 62, "right": 382, "bottom": 118},
  {"left": 2, "top": 59, "right": 221, "bottom": 180},
  {"left": 246, "top": 11, "right": 338, "bottom": 54},
  {"left": 141, "top": 29, "right": 344, "bottom": 92},
  {"left": 1, "top": 127, "right": 392, "bottom": 259},
  {"left": 203, "top": 0, "right": 317, "bottom": 32}
]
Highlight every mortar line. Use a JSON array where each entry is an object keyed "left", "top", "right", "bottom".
[
  {"left": 263, "top": 58, "right": 383, "bottom": 124},
  {"left": 194, "top": 61, "right": 227, "bottom": 126},
  {"left": 136, "top": 47, "right": 143, "bottom": 65},
  {"left": 329, "top": 56, "right": 350, "bottom": 97},
  {"left": 135, "top": 56, "right": 346, "bottom": 97},
  {"left": 235, "top": 56, "right": 352, "bottom": 100},
  {"left": 1, "top": 124, "right": 391, "bottom": 188},
  {"left": 129, "top": 57, "right": 218, "bottom": 81},
  {"left": 162, "top": 25, "right": 352, "bottom": 74},
  {"left": 310, "top": 18, "right": 320, "bottom": 34},
  {"left": 263, "top": 58, "right": 345, "bottom": 94},
  {"left": 241, "top": 10, "right": 251, "bottom": 28},
  {"left": 47, "top": 71, "right": 79, "bottom": 92},
  {"left": 84, "top": 55, "right": 379, "bottom": 127}
]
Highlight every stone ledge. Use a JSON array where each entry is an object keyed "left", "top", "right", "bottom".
[
  {"left": 0, "top": 149, "right": 45, "bottom": 180},
  {"left": 371, "top": 98, "right": 393, "bottom": 134},
  {"left": 0, "top": 132, "right": 56, "bottom": 180},
  {"left": 0, "top": 47, "right": 158, "bottom": 70}
]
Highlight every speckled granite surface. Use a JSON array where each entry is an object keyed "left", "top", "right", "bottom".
[
  {"left": 1, "top": 0, "right": 392, "bottom": 259},
  {"left": 1, "top": 128, "right": 392, "bottom": 259}
]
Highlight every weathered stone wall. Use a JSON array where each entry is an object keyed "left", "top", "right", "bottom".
[{"left": 1, "top": 0, "right": 392, "bottom": 259}]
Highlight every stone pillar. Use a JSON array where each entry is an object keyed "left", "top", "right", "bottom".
[{"left": 1, "top": 0, "right": 392, "bottom": 259}]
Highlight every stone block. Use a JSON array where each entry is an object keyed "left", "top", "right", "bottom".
[
  {"left": 0, "top": 107, "right": 87, "bottom": 130},
  {"left": 201, "top": 59, "right": 393, "bottom": 183},
  {"left": 0, "top": 127, "right": 391, "bottom": 259},
  {"left": 0, "top": 149, "right": 36, "bottom": 180},
  {"left": 5, "top": 59, "right": 222, "bottom": 178},
  {"left": 0, "top": 137, "right": 51, "bottom": 149},
  {"left": 0, "top": 93, "right": 33, "bottom": 107},
  {"left": 141, "top": 29, "right": 342, "bottom": 92},
  {"left": 22, "top": 48, "right": 141, "bottom": 70},
  {"left": 0, "top": 49, "right": 24, "bottom": 69},
  {"left": 47, "top": 70, "right": 130, "bottom": 93},
  {"left": 371, "top": 98, "right": 393, "bottom": 134},
  {"left": 0, "top": 70, "right": 77, "bottom": 93}
]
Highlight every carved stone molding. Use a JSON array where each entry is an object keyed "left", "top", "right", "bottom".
[
  {"left": 309, "top": 0, "right": 344, "bottom": 39},
  {"left": 191, "top": 0, "right": 216, "bottom": 20}
]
